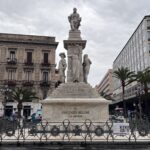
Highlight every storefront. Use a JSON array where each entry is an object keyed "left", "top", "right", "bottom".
[{"left": 0, "top": 102, "right": 42, "bottom": 118}]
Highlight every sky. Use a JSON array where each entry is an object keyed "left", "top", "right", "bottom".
[{"left": 0, "top": 0, "right": 149, "bottom": 86}]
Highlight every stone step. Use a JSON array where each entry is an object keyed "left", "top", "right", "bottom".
[{"left": 49, "top": 82, "right": 100, "bottom": 98}]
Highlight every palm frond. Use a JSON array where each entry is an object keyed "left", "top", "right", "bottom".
[{"left": 11, "top": 87, "right": 38, "bottom": 103}]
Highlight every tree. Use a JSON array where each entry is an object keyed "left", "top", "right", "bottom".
[
  {"left": 11, "top": 87, "right": 38, "bottom": 118},
  {"left": 134, "top": 67, "right": 150, "bottom": 118},
  {"left": 113, "top": 67, "right": 134, "bottom": 118},
  {"left": 135, "top": 67, "right": 150, "bottom": 94}
]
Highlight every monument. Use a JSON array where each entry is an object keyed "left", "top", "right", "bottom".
[{"left": 41, "top": 8, "right": 110, "bottom": 122}]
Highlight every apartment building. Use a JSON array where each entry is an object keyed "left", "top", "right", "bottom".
[
  {"left": 0, "top": 33, "right": 58, "bottom": 117},
  {"left": 96, "top": 69, "right": 113, "bottom": 98},
  {"left": 113, "top": 16, "right": 150, "bottom": 101}
]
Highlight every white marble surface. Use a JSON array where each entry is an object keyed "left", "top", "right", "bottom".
[{"left": 41, "top": 98, "right": 110, "bottom": 122}]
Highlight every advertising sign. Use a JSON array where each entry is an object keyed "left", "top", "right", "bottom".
[{"left": 113, "top": 123, "right": 130, "bottom": 135}]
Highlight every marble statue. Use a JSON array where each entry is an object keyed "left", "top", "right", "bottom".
[
  {"left": 83, "top": 54, "right": 92, "bottom": 83},
  {"left": 58, "top": 53, "right": 67, "bottom": 83},
  {"left": 72, "top": 54, "right": 80, "bottom": 82},
  {"left": 68, "top": 8, "right": 81, "bottom": 31}
]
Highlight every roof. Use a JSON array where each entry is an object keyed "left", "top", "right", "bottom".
[{"left": 0, "top": 33, "right": 58, "bottom": 46}]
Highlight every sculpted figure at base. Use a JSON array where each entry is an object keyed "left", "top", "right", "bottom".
[
  {"left": 72, "top": 54, "right": 80, "bottom": 82},
  {"left": 68, "top": 8, "right": 81, "bottom": 31},
  {"left": 83, "top": 54, "right": 92, "bottom": 83},
  {"left": 58, "top": 53, "right": 67, "bottom": 83}
]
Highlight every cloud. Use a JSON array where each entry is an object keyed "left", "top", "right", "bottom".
[{"left": 0, "top": 0, "right": 149, "bottom": 86}]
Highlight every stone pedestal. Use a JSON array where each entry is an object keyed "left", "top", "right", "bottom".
[
  {"left": 41, "top": 15, "right": 110, "bottom": 123},
  {"left": 68, "top": 30, "right": 82, "bottom": 40},
  {"left": 64, "top": 30, "right": 86, "bottom": 82},
  {"left": 41, "top": 83, "right": 110, "bottom": 122},
  {"left": 42, "top": 98, "right": 109, "bottom": 122}
]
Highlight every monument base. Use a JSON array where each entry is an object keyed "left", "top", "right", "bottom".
[
  {"left": 68, "top": 30, "right": 82, "bottom": 40},
  {"left": 42, "top": 98, "right": 109, "bottom": 122}
]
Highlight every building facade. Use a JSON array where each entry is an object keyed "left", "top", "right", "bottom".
[
  {"left": 0, "top": 33, "right": 58, "bottom": 117},
  {"left": 113, "top": 16, "right": 150, "bottom": 101},
  {"left": 96, "top": 69, "right": 113, "bottom": 98}
]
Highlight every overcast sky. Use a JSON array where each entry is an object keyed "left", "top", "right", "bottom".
[{"left": 0, "top": 0, "right": 149, "bottom": 86}]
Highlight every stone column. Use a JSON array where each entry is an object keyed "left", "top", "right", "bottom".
[{"left": 64, "top": 30, "right": 86, "bottom": 82}]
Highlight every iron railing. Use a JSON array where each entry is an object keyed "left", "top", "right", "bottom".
[{"left": 0, "top": 119, "right": 149, "bottom": 143}]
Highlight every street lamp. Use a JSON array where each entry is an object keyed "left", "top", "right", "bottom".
[{"left": 0, "top": 85, "right": 12, "bottom": 117}]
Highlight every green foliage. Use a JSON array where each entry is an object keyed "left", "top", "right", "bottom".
[
  {"left": 11, "top": 87, "right": 38, "bottom": 103},
  {"left": 11, "top": 87, "right": 38, "bottom": 118},
  {"left": 113, "top": 66, "right": 134, "bottom": 87},
  {"left": 113, "top": 66, "right": 134, "bottom": 118},
  {"left": 135, "top": 67, "right": 150, "bottom": 84},
  {"left": 133, "top": 67, "right": 150, "bottom": 93}
]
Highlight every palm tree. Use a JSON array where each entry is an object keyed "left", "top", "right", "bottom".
[
  {"left": 11, "top": 87, "right": 38, "bottom": 118},
  {"left": 113, "top": 66, "right": 134, "bottom": 118},
  {"left": 135, "top": 67, "right": 150, "bottom": 94},
  {"left": 134, "top": 67, "right": 150, "bottom": 118}
]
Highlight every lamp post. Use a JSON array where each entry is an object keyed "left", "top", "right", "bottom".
[{"left": 0, "top": 85, "right": 12, "bottom": 117}]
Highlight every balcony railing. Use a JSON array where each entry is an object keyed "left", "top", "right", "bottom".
[
  {"left": 24, "top": 61, "right": 33, "bottom": 66},
  {"left": 7, "top": 58, "right": 17, "bottom": 65},
  {"left": 5, "top": 80, "right": 16, "bottom": 86},
  {"left": 22, "top": 80, "right": 34, "bottom": 86},
  {"left": 40, "top": 81, "right": 50, "bottom": 87},
  {"left": 41, "top": 62, "right": 50, "bottom": 67}
]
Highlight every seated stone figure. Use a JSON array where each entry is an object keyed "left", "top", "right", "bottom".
[{"left": 68, "top": 8, "right": 81, "bottom": 31}]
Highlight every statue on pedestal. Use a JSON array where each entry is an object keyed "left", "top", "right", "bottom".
[
  {"left": 58, "top": 53, "right": 67, "bottom": 83},
  {"left": 66, "top": 8, "right": 92, "bottom": 84},
  {"left": 68, "top": 8, "right": 81, "bottom": 31},
  {"left": 83, "top": 54, "right": 92, "bottom": 83}
]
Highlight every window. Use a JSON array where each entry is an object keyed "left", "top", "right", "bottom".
[
  {"left": 43, "top": 72, "right": 48, "bottom": 82},
  {"left": 5, "top": 106, "right": 13, "bottom": 117},
  {"left": 25, "top": 70, "right": 32, "bottom": 81},
  {"left": 43, "top": 53, "right": 49, "bottom": 64},
  {"left": 147, "top": 20, "right": 150, "bottom": 29},
  {"left": 10, "top": 51, "right": 16, "bottom": 60},
  {"left": 27, "top": 52, "right": 32, "bottom": 63},
  {"left": 23, "top": 106, "right": 31, "bottom": 118},
  {"left": 148, "top": 32, "right": 150, "bottom": 40},
  {"left": 8, "top": 69, "right": 16, "bottom": 80}
]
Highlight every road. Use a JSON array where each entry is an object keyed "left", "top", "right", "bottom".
[{"left": 0, "top": 146, "right": 150, "bottom": 150}]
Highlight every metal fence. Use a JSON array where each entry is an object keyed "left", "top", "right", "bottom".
[{"left": 0, "top": 119, "right": 150, "bottom": 143}]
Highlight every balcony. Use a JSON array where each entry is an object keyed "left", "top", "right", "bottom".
[
  {"left": 22, "top": 80, "right": 34, "bottom": 86},
  {"left": 41, "top": 62, "right": 50, "bottom": 67},
  {"left": 24, "top": 61, "right": 33, "bottom": 66},
  {"left": 40, "top": 81, "right": 50, "bottom": 87},
  {"left": 7, "top": 58, "right": 17, "bottom": 65},
  {"left": 5, "top": 80, "right": 16, "bottom": 86}
]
